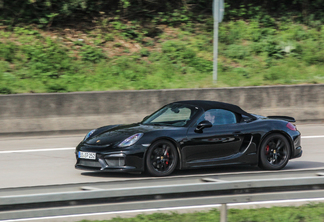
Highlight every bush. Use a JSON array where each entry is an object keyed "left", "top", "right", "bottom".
[
  {"left": 247, "top": 20, "right": 263, "bottom": 42},
  {"left": 264, "top": 37, "right": 285, "bottom": 59},
  {"left": 234, "top": 67, "right": 250, "bottom": 79},
  {"left": 20, "top": 39, "right": 75, "bottom": 80},
  {"left": 250, "top": 41, "right": 267, "bottom": 55},
  {"left": 264, "top": 67, "right": 282, "bottom": 81},
  {"left": 80, "top": 45, "right": 107, "bottom": 63},
  {"left": 139, "top": 48, "right": 150, "bottom": 57},
  {"left": 293, "top": 26, "right": 310, "bottom": 41},
  {"left": 219, "top": 21, "right": 248, "bottom": 44},
  {"left": 224, "top": 44, "right": 250, "bottom": 60},
  {"left": 301, "top": 40, "right": 324, "bottom": 65},
  {"left": 161, "top": 40, "right": 212, "bottom": 72},
  {"left": 0, "top": 42, "right": 17, "bottom": 62},
  {"left": 259, "top": 15, "right": 277, "bottom": 27},
  {"left": 45, "top": 81, "right": 68, "bottom": 93},
  {"left": 0, "top": 86, "right": 13, "bottom": 94}
]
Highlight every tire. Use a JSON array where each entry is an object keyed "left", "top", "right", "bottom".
[
  {"left": 259, "top": 133, "right": 291, "bottom": 170},
  {"left": 146, "top": 140, "right": 178, "bottom": 177}
]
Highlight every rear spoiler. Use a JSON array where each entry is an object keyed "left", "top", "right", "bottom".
[{"left": 267, "top": 116, "right": 296, "bottom": 122}]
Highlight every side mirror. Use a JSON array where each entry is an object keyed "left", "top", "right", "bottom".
[{"left": 195, "top": 120, "right": 212, "bottom": 133}]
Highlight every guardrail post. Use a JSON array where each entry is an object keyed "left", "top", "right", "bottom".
[{"left": 220, "top": 203, "right": 227, "bottom": 222}]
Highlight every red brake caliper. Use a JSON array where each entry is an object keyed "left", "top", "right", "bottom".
[
  {"left": 166, "top": 152, "right": 169, "bottom": 165},
  {"left": 265, "top": 145, "right": 270, "bottom": 155}
]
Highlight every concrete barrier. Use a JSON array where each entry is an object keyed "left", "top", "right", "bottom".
[{"left": 0, "top": 84, "right": 323, "bottom": 135}]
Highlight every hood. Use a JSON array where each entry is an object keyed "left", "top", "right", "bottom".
[{"left": 84, "top": 123, "right": 168, "bottom": 145}]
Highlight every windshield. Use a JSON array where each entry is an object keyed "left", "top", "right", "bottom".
[{"left": 142, "top": 103, "right": 199, "bottom": 127}]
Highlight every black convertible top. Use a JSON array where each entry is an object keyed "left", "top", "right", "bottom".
[{"left": 175, "top": 100, "right": 257, "bottom": 120}]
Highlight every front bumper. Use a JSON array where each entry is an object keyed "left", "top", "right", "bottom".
[{"left": 75, "top": 144, "right": 146, "bottom": 172}]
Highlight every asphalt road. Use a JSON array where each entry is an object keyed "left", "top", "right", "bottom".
[{"left": 0, "top": 124, "right": 324, "bottom": 189}]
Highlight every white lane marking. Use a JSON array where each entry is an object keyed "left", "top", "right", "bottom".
[
  {"left": 2, "top": 198, "right": 324, "bottom": 222},
  {"left": 0, "top": 135, "right": 323, "bottom": 154},
  {"left": 0, "top": 147, "right": 75, "bottom": 154},
  {"left": 302, "top": 135, "right": 324, "bottom": 139}
]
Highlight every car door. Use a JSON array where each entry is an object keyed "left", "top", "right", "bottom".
[{"left": 182, "top": 109, "right": 246, "bottom": 168}]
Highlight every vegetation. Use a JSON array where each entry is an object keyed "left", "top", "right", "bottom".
[
  {"left": 77, "top": 203, "right": 324, "bottom": 222},
  {"left": 1, "top": 1, "right": 324, "bottom": 94}
]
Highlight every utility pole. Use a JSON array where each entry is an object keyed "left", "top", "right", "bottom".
[{"left": 213, "top": 0, "right": 224, "bottom": 83}]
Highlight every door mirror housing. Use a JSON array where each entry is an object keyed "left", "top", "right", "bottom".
[{"left": 195, "top": 120, "right": 212, "bottom": 133}]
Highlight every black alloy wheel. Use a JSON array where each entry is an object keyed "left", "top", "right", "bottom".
[
  {"left": 259, "top": 133, "right": 291, "bottom": 170},
  {"left": 146, "top": 140, "right": 178, "bottom": 176}
]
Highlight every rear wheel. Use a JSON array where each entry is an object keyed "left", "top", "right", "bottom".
[
  {"left": 146, "top": 140, "right": 178, "bottom": 177},
  {"left": 259, "top": 133, "right": 291, "bottom": 170}
]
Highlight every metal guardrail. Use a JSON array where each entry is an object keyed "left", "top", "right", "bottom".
[{"left": 1, "top": 170, "right": 324, "bottom": 221}]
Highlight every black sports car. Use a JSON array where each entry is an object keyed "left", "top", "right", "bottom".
[{"left": 75, "top": 100, "right": 302, "bottom": 176}]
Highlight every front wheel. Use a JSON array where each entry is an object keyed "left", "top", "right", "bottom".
[
  {"left": 146, "top": 140, "right": 178, "bottom": 177},
  {"left": 259, "top": 133, "right": 291, "bottom": 170}
]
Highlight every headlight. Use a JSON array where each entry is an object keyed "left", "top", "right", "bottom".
[
  {"left": 118, "top": 133, "right": 143, "bottom": 147},
  {"left": 84, "top": 129, "right": 95, "bottom": 141}
]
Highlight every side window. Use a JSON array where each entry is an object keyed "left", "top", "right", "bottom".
[{"left": 199, "top": 109, "right": 237, "bottom": 125}]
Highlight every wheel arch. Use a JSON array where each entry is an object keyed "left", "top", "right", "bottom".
[
  {"left": 258, "top": 130, "right": 294, "bottom": 160},
  {"left": 143, "top": 137, "right": 183, "bottom": 171}
]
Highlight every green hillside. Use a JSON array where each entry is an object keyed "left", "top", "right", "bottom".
[{"left": 0, "top": 0, "right": 324, "bottom": 94}]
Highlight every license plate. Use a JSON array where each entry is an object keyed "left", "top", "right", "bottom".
[{"left": 78, "top": 151, "right": 96, "bottom": 160}]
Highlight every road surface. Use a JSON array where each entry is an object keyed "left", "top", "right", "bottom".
[{"left": 0, "top": 124, "right": 323, "bottom": 189}]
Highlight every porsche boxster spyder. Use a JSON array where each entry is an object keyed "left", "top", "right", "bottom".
[{"left": 75, "top": 100, "right": 302, "bottom": 176}]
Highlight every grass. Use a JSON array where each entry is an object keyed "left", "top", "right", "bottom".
[
  {"left": 77, "top": 203, "right": 324, "bottom": 222},
  {"left": 1, "top": 17, "right": 324, "bottom": 94}
]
